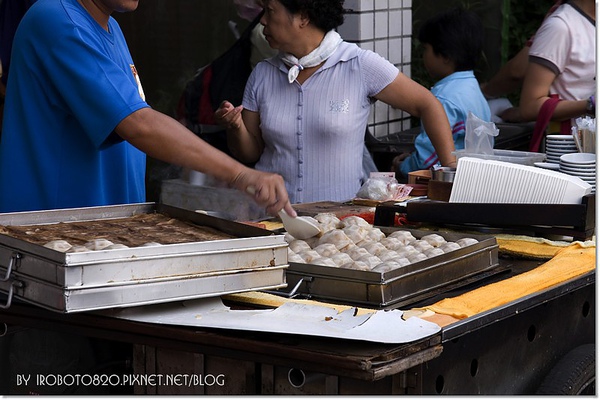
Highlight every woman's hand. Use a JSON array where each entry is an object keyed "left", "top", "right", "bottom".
[
  {"left": 215, "top": 101, "right": 244, "bottom": 130},
  {"left": 499, "top": 106, "right": 523, "bottom": 123}
]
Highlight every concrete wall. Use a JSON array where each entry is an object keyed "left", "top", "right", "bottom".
[{"left": 339, "top": 0, "right": 413, "bottom": 138}]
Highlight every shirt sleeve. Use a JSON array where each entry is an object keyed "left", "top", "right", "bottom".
[
  {"left": 358, "top": 49, "right": 399, "bottom": 98},
  {"left": 242, "top": 62, "right": 262, "bottom": 113},
  {"left": 33, "top": 12, "right": 148, "bottom": 149},
  {"left": 528, "top": 14, "right": 571, "bottom": 75}
]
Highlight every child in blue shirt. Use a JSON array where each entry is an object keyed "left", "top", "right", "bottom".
[{"left": 395, "top": 7, "right": 491, "bottom": 177}]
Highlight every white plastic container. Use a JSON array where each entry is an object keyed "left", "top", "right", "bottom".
[{"left": 454, "top": 149, "right": 546, "bottom": 166}]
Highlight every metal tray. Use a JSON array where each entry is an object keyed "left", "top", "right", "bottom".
[
  {"left": 0, "top": 203, "right": 288, "bottom": 313},
  {"left": 282, "top": 229, "right": 499, "bottom": 309}
]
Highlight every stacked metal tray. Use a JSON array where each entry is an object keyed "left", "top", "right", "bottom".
[
  {"left": 0, "top": 203, "right": 288, "bottom": 313},
  {"left": 283, "top": 228, "right": 499, "bottom": 309}
]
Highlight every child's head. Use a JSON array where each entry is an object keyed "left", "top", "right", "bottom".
[{"left": 417, "top": 7, "right": 484, "bottom": 76}]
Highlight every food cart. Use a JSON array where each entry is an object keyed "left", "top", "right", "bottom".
[{"left": 0, "top": 192, "right": 595, "bottom": 395}]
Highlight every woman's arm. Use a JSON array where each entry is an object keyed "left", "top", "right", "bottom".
[
  {"left": 481, "top": 46, "right": 531, "bottom": 99},
  {"left": 214, "top": 101, "right": 265, "bottom": 164},
  {"left": 519, "top": 62, "right": 588, "bottom": 122},
  {"left": 375, "top": 73, "right": 457, "bottom": 167}
]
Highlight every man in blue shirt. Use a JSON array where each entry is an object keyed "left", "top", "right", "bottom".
[{"left": 0, "top": 0, "right": 294, "bottom": 216}]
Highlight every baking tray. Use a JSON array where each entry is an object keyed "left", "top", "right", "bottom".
[
  {"left": 0, "top": 203, "right": 288, "bottom": 313},
  {"left": 282, "top": 229, "right": 499, "bottom": 309}
]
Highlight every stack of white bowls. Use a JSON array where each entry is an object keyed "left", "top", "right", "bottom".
[
  {"left": 559, "top": 153, "right": 596, "bottom": 193},
  {"left": 545, "top": 135, "right": 578, "bottom": 164}
]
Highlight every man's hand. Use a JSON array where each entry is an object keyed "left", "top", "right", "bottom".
[{"left": 231, "top": 168, "right": 296, "bottom": 218}]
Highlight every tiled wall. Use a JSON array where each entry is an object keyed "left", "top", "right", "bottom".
[{"left": 338, "top": 0, "right": 413, "bottom": 138}]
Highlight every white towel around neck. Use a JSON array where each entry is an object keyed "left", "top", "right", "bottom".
[{"left": 280, "top": 30, "right": 343, "bottom": 83}]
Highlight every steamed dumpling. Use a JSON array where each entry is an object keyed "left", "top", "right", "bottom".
[
  {"left": 379, "top": 250, "right": 401, "bottom": 262},
  {"left": 423, "top": 247, "right": 444, "bottom": 258},
  {"left": 412, "top": 240, "right": 434, "bottom": 252},
  {"left": 341, "top": 216, "right": 371, "bottom": 228},
  {"left": 340, "top": 261, "right": 371, "bottom": 271},
  {"left": 441, "top": 242, "right": 461, "bottom": 253},
  {"left": 298, "top": 250, "right": 321, "bottom": 264},
  {"left": 456, "top": 238, "right": 479, "bottom": 247},
  {"left": 344, "top": 246, "right": 370, "bottom": 260},
  {"left": 284, "top": 233, "right": 296, "bottom": 243},
  {"left": 84, "top": 238, "right": 114, "bottom": 251},
  {"left": 141, "top": 242, "right": 162, "bottom": 247},
  {"left": 372, "top": 261, "right": 402, "bottom": 273},
  {"left": 44, "top": 240, "right": 72, "bottom": 252},
  {"left": 356, "top": 254, "right": 382, "bottom": 268},
  {"left": 314, "top": 212, "right": 341, "bottom": 226},
  {"left": 304, "top": 236, "right": 320, "bottom": 249},
  {"left": 105, "top": 244, "right": 129, "bottom": 250},
  {"left": 330, "top": 252, "right": 353, "bottom": 266},
  {"left": 366, "top": 228, "right": 386, "bottom": 242},
  {"left": 342, "top": 225, "right": 370, "bottom": 244},
  {"left": 379, "top": 237, "right": 403, "bottom": 251},
  {"left": 314, "top": 213, "right": 342, "bottom": 233},
  {"left": 359, "top": 241, "right": 388, "bottom": 257},
  {"left": 388, "top": 230, "right": 416, "bottom": 245},
  {"left": 289, "top": 239, "right": 312, "bottom": 254},
  {"left": 317, "top": 229, "right": 352, "bottom": 250},
  {"left": 288, "top": 252, "right": 304, "bottom": 263},
  {"left": 311, "top": 257, "right": 337, "bottom": 267},
  {"left": 407, "top": 252, "right": 427, "bottom": 263},
  {"left": 421, "top": 234, "right": 447, "bottom": 248},
  {"left": 68, "top": 245, "right": 89, "bottom": 253},
  {"left": 313, "top": 243, "right": 339, "bottom": 258}
]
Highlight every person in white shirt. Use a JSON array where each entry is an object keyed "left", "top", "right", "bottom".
[{"left": 518, "top": 0, "right": 596, "bottom": 151}]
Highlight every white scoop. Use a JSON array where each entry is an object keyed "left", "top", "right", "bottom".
[{"left": 246, "top": 186, "right": 321, "bottom": 239}]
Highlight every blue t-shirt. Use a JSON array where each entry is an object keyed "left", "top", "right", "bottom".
[
  {"left": 0, "top": 0, "right": 149, "bottom": 212},
  {"left": 400, "top": 71, "right": 491, "bottom": 175}
]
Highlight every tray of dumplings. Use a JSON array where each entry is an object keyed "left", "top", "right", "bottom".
[
  {"left": 0, "top": 202, "right": 288, "bottom": 313},
  {"left": 282, "top": 213, "right": 499, "bottom": 309}
]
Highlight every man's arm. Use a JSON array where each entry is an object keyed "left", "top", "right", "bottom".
[{"left": 115, "top": 107, "right": 295, "bottom": 216}]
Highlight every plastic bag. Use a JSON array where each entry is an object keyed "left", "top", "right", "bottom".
[
  {"left": 356, "top": 173, "right": 412, "bottom": 201},
  {"left": 574, "top": 116, "right": 596, "bottom": 153},
  {"left": 464, "top": 112, "right": 499, "bottom": 155}
]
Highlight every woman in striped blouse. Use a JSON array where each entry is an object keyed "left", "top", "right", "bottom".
[{"left": 216, "top": 0, "right": 456, "bottom": 204}]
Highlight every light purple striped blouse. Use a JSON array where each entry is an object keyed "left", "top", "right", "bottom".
[{"left": 243, "top": 41, "right": 399, "bottom": 204}]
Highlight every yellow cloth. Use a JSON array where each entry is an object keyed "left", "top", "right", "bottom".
[
  {"left": 427, "top": 242, "right": 596, "bottom": 319},
  {"left": 222, "top": 291, "right": 377, "bottom": 316},
  {"left": 496, "top": 234, "right": 571, "bottom": 260}
]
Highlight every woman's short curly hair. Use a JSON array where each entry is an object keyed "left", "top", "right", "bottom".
[{"left": 273, "top": 0, "right": 346, "bottom": 32}]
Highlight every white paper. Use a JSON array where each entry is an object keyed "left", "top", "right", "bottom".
[
  {"left": 487, "top": 97, "right": 513, "bottom": 123},
  {"left": 102, "top": 297, "right": 441, "bottom": 344}
]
